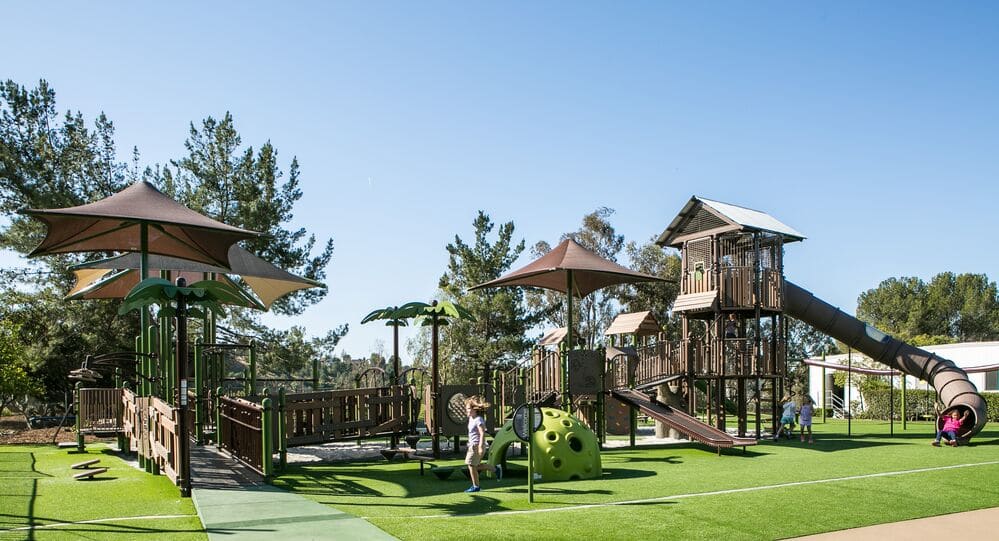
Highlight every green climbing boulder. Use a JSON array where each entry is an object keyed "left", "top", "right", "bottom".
[{"left": 488, "top": 407, "right": 602, "bottom": 481}]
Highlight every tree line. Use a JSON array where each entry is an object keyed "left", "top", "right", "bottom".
[
  {"left": 3, "top": 78, "right": 998, "bottom": 415},
  {"left": 0, "top": 79, "right": 343, "bottom": 412}
]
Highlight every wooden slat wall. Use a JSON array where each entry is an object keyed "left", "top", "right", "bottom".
[
  {"left": 78, "top": 388, "right": 124, "bottom": 433},
  {"left": 279, "top": 386, "right": 408, "bottom": 447}
]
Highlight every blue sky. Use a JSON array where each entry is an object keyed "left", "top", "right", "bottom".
[{"left": 4, "top": 2, "right": 998, "bottom": 361}]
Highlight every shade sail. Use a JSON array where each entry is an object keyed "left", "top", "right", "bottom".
[
  {"left": 23, "top": 181, "right": 258, "bottom": 267},
  {"left": 469, "top": 238, "right": 665, "bottom": 298},
  {"left": 68, "top": 245, "right": 322, "bottom": 310}
]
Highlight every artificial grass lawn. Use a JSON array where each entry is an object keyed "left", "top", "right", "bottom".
[
  {"left": 274, "top": 420, "right": 999, "bottom": 540},
  {"left": 0, "top": 444, "right": 205, "bottom": 540}
]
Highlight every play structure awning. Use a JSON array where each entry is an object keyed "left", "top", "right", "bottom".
[
  {"left": 470, "top": 238, "right": 666, "bottom": 298},
  {"left": 22, "top": 181, "right": 259, "bottom": 268},
  {"left": 657, "top": 196, "right": 806, "bottom": 248},
  {"left": 672, "top": 291, "right": 719, "bottom": 313},
  {"left": 604, "top": 311, "right": 661, "bottom": 336},
  {"left": 68, "top": 245, "right": 322, "bottom": 310},
  {"left": 538, "top": 328, "right": 569, "bottom": 346}
]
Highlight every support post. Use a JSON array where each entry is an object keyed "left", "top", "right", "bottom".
[
  {"left": 312, "top": 358, "right": 320, "bottom": 391},
  {"left": 75, "top": 382, "right": 84, "bottom": 452},
  {"left": 194, "top": 338, "right": 204, "bottom": 445},
  {"left": 278, "top": 388, "right": 287, "bottom": 471},
  {"left": 901, "top": 374, "right": 907, "bottom": 430},
  {"left": 216, "top": 386, "right": 223, "bottom": 447},
  {"left": 261, "top": 397, "right": 274, "bottom": 479},
  {"left": 248, "top": 340, "right": 257, "bottom": 397},
  {"left": 175, "top": 278, "right": 191, "bottom": 497}
]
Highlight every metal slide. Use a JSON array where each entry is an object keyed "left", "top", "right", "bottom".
[
  {"left": 785, "top": 280, "right": 987, "bottom": 438},
  {"left": 611, "top": 389, "right": 757, "bottom": 452}
]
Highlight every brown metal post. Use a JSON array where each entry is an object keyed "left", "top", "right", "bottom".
[
  {"left": 175, "top": 277, "right": 191, "bottom": 497},
  {"left": 431, "top": 304, "right": 441, "bottom": 459}
]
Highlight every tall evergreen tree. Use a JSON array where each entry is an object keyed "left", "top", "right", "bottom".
[
  {"left": 436, "top": 211, "right": 535, "bottom": 381},
  {"left": 162, "top": 113, "right": 333, "bottom": 316}
]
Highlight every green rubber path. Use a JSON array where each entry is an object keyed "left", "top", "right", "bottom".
[
  {"left": 193, "top": 485, "right": 396, "bottom": 540},
  {"left": 189, "top": 444, "right": 396, "bottom": 540}
]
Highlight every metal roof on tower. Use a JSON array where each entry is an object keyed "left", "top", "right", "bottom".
[{"left": 656, "top": 196, "right": 806, "bottom": 248}]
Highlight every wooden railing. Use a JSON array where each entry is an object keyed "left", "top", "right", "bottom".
[
  {"left": 281, "top": 386, "right": 408, "bottom": 447},
  {"left": 634, "top": 341, "right": 683, "bottom": 387},
  {"left": 528, "top": 348, "right": 561, "bottom": 402},
  {"left": 682, "top": 271, "right": 714, "bottom": 295},
  {"left": 122, "top": 388, "right": 139, "bottom": 452},
  {"left": 496, "top": 366, "right": 526, "bottom": 421},
  {"left": 78, "top": 387, "right": 123, "bottom": 434},
  {"left": 605, "top": 350, "right": 634, "bottom": 390},
  {"left": 148, "top": 396, "right": 181, "bottom": 482},
  {"left": 218, "top": 396, "right": 266, "bottom": 475},
  {"left": 718, "top": 267, "right": 783, "bottom": 310}
]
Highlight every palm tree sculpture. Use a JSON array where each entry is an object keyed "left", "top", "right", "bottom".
[
  {"left": 380, "top": 300, "right": 474, "bottom": 458},
  {"left": 360, "top": 306, "right": 410, "bottom": 384}
]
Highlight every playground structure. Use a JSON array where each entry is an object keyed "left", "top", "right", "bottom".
[{"left": 63, "top": 192, "right": 990, "bottom": 496}]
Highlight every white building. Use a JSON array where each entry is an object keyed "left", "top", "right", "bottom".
[{"left": 805, "top": 341, "right": 999, "bottom": 412}]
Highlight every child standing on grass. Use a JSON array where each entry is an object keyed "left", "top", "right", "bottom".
[
  {"left": 932, "top": 409, "right": 968, "bottom": 447},
  {"left": 799, "top": 396, "right": 814, "bottom": 443},
  {"left": 464, "top": 396, "right": 502, "bottom": 493},
  {"left": 773, "top": 395, "right": 796, "bottom": 440}
]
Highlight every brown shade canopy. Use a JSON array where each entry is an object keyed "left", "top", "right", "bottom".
[
  {"left": 68, "top": 245, "right": 322, "bottom": 310},
  {"left": 470, "top": 238, "right": 665, "bottom": 298},
  {"left": 22, "top": 181, "right": 258, "bottom": 267}
]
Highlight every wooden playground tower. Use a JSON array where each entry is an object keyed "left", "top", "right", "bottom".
[{"left": 660, "top": 196, "right": 804, "bottom": 437}]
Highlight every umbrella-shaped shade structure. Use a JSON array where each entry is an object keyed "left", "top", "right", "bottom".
[
  {"left": 470, "top": 238, "right": 667, "bottom": 409},
  {"left": 67, "top": 245, "right": 322, "bottom": 310},
  {"left": 21, "top": 181, "right": 258, "bottom": 267}
]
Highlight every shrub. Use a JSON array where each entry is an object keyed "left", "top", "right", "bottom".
[{"left": 857, "top": 388, "right": 937, "bottom": 420}]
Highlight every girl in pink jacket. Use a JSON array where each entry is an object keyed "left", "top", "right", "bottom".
[{"left": 932, "top": 409, "right": 968, "bottom": 447}]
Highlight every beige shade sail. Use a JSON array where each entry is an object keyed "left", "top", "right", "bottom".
[
  {"left": 69, "top": 245, "right": 322, "bottom": 310},
  {"left": 470, "top": 238, "right": 665, "bottom": 298},
  {"left": 23, "top": 181, "right": 258, "bottom": 267}
]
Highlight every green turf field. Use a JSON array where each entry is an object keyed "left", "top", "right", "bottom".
[
  {"left": 0, "top": 444, "right": 205, "bottom": 541},
  {"left": 273, "top": 420, "right": 999, "bottom": 540},
  {"left": 4, "top": 421, "right": 998, "bottom": 541}
]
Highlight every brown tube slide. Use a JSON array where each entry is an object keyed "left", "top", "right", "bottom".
[{"left": 785, "top": 280, "right": 987, "bottom": 439}]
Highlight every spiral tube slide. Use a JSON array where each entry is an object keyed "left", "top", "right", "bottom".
[{"left": 785, "top": 280, "right": 987, "bottom": 438}]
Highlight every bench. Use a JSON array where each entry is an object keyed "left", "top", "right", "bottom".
[
  {"left": 73, "top": 467, "right": 108, "bottom": 480},
  {"left": 380, "top": 447, "right": 435, "bottom": 475}
]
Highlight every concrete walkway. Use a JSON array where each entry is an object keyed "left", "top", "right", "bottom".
[
  {"left": 791, "top": 507, "right": 999, "bottom": 540},
  {"left": 190, "top": 444, "right": 396, "bottom": 540}
]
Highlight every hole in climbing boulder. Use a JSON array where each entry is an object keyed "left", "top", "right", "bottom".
[
  {"left": 546, "top": 431, "right": 558, "bottom": 442},
  {"left": 552, "top": 458, "right": 563, "bottom": 469},
  {"left": 568, "top": 435, "right": 583, "bottom": 452},
  {"left": 561, "top": 419, "right": 572, "bottom": 427}
]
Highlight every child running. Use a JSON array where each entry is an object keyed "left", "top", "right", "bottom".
[
  {"left": 932, "top": 409, "right": 969, "bottom": 447},
  {"left": 799, "top": 396, "right": 814, "bottom": 443},
  {"left": 464, "top": 396, "right": 502, "bottom": 493}
]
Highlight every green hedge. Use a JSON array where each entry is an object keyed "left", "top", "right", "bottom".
[
  {"left": 857, "top": 389, "right": 937, "bottom": 420},
  {"left": 861, "top": 389, "right": 997, "bottom": 422}
]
